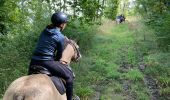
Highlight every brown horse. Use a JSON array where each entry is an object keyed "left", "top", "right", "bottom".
[{"left": 3, "top": 39, "right": 81, "bottom": 100}]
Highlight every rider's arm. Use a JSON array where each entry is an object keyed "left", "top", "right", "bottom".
[{"left": 55, "top": 37, "right": 65, "bottom": 61}]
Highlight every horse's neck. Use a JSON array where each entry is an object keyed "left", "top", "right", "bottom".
[{"left": 60, "top": 44, "right": 74, "bottom": 64}]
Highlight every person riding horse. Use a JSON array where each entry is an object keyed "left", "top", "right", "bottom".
[
  {"left": 116, "top": 14, "right": 126, "bottom": 24},
  {"left": 3, "top": 38, "right": 81, "bottom": 100},
  {"left": 28, "top": 12, "right": 74, "bottom": 100}
]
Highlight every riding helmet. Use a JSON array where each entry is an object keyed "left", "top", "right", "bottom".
[{"left": 51, "top": 12, "right": 68, "bottom": 26}]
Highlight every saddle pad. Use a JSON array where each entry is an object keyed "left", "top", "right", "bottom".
[{"left": 51, "top": 76, "right": 66, "bottom": 95}]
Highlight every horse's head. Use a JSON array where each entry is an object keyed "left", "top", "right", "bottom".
[
  {"left": 66, "top": 39, "right": 81, "bottom": 62},
  {"left": 60, "top": 37, "right": 81, "bottom": 65}
]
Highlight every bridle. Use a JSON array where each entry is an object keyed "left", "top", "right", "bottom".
[
  {"left": 60, "top": 38, "right": 81, "bottom": 65},
  {"left": 66, "top": 39, "right": 81, "bottom": 62}
]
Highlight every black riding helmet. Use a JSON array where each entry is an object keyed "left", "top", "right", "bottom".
[{"left": 51, "top": 12, "right": 68, "bottom": 26}]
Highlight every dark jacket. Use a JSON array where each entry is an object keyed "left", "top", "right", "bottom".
[{"left": 32, "top": 27, "right": 65, "bottom": 61}]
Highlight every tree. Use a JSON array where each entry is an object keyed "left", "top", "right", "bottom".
[
  {"left": 105, "top": 0, "right": 119, "bottom": 20},
  {"left": 136, "top": 0, "right": 170, "bottom": 51}
]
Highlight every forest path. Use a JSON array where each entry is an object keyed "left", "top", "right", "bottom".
[
  {"left": 88, "top": 18, "right": 152, "bottom": 100},
  {"left": 74, "top": 17, "right": 161, "bottom": 100}
]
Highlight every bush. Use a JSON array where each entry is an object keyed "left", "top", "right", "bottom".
[{"left": 64, "top": 20, "right": 96, "bottom": 53}]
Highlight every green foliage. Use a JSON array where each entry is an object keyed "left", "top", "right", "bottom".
[
  {"left": 105, "top": 0, "right": 119, "bottom": 20},
  {"left": 63, "top": 20, "right": 96, "bottom": 52},
  {"left": 105, "top": 64, "right": 120, "bottom": 79},
  {"left": 144, "top": 53, "right": 170, "bottom": 82},
  {"left": 113, "top": 83, "right": 123, "bottom": 93},
  {"left": 158, "top": 76, "right": 170, "bottom": 88},
  {"left": 132, "top": 83, "right": 150, "bottom": 100},
  {"left": 75, "top": 85, "right": 94, "bottom": 98},
  {"left": 68, "top": 0, "right": 109, "bottom": 24},
  {"left": 100, "top": 81, "right": 125, "bottom": 100},
  {"left": 144, "top": 52, "right": 170, "bottom": 97},
  {"left": 123, "top": 69, "right": 143, "bottom": 81},
  {"left": 160, "top": 87, "right": 170, "bottom": 96},
  {"left": 136, "top": 0, "right": 170, "bottom": 51},
  {"left": 78, "top": 0, "right": 103, "bottom": 23}
]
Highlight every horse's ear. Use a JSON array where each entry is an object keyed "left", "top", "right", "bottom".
[
  {"left": 77, "top": 40, "right": 80, "bottom": 45},
  {"left": 72, "top": 39, "right": 80, "bottom": 45}
]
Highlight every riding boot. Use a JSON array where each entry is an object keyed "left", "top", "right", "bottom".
[{"left": 66, "top": 84, "right": 73, "bottom": 100}]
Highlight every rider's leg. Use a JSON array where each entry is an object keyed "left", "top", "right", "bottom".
[
  {"left": 28, "top": 60, "right": 74, "bottom": 100},
  {"left": 43, "top": 61, "right": 74, "bottom": 100},
  {"left": 66, "top": 82, "right": 73, "bottom": 100}
]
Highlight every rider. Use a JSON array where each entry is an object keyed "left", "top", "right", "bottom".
[{"left": 28, "top": 12, "right": 74, "bottom": 100}]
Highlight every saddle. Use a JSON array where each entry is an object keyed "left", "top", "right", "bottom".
[{"left": 30, "top": 65, "right": 66, "bottom": 95}]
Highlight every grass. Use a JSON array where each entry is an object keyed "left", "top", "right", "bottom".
[
  {"left": 113, "top": 82, "right": 123, "bottom": 93},
  {"left": 73, "top": 18, "right": 150, "bottom": 99},
  {"left": 123, "top": 69, "right": 144, "bottom": 81},
  {"left": 75, "top": 86, "right": 94, "bottom": 98}
]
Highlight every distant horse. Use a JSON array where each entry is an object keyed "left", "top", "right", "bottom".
[
  {"left": 116, "top": 14, "right": 126, "bottom": 24},
  {"left": 3, "top": 39, "right": 81, "bottom": 100}
]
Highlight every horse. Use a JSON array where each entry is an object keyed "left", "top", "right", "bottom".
[{"left": 3, "top": 38, "right": 81, "bottom": 100}]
